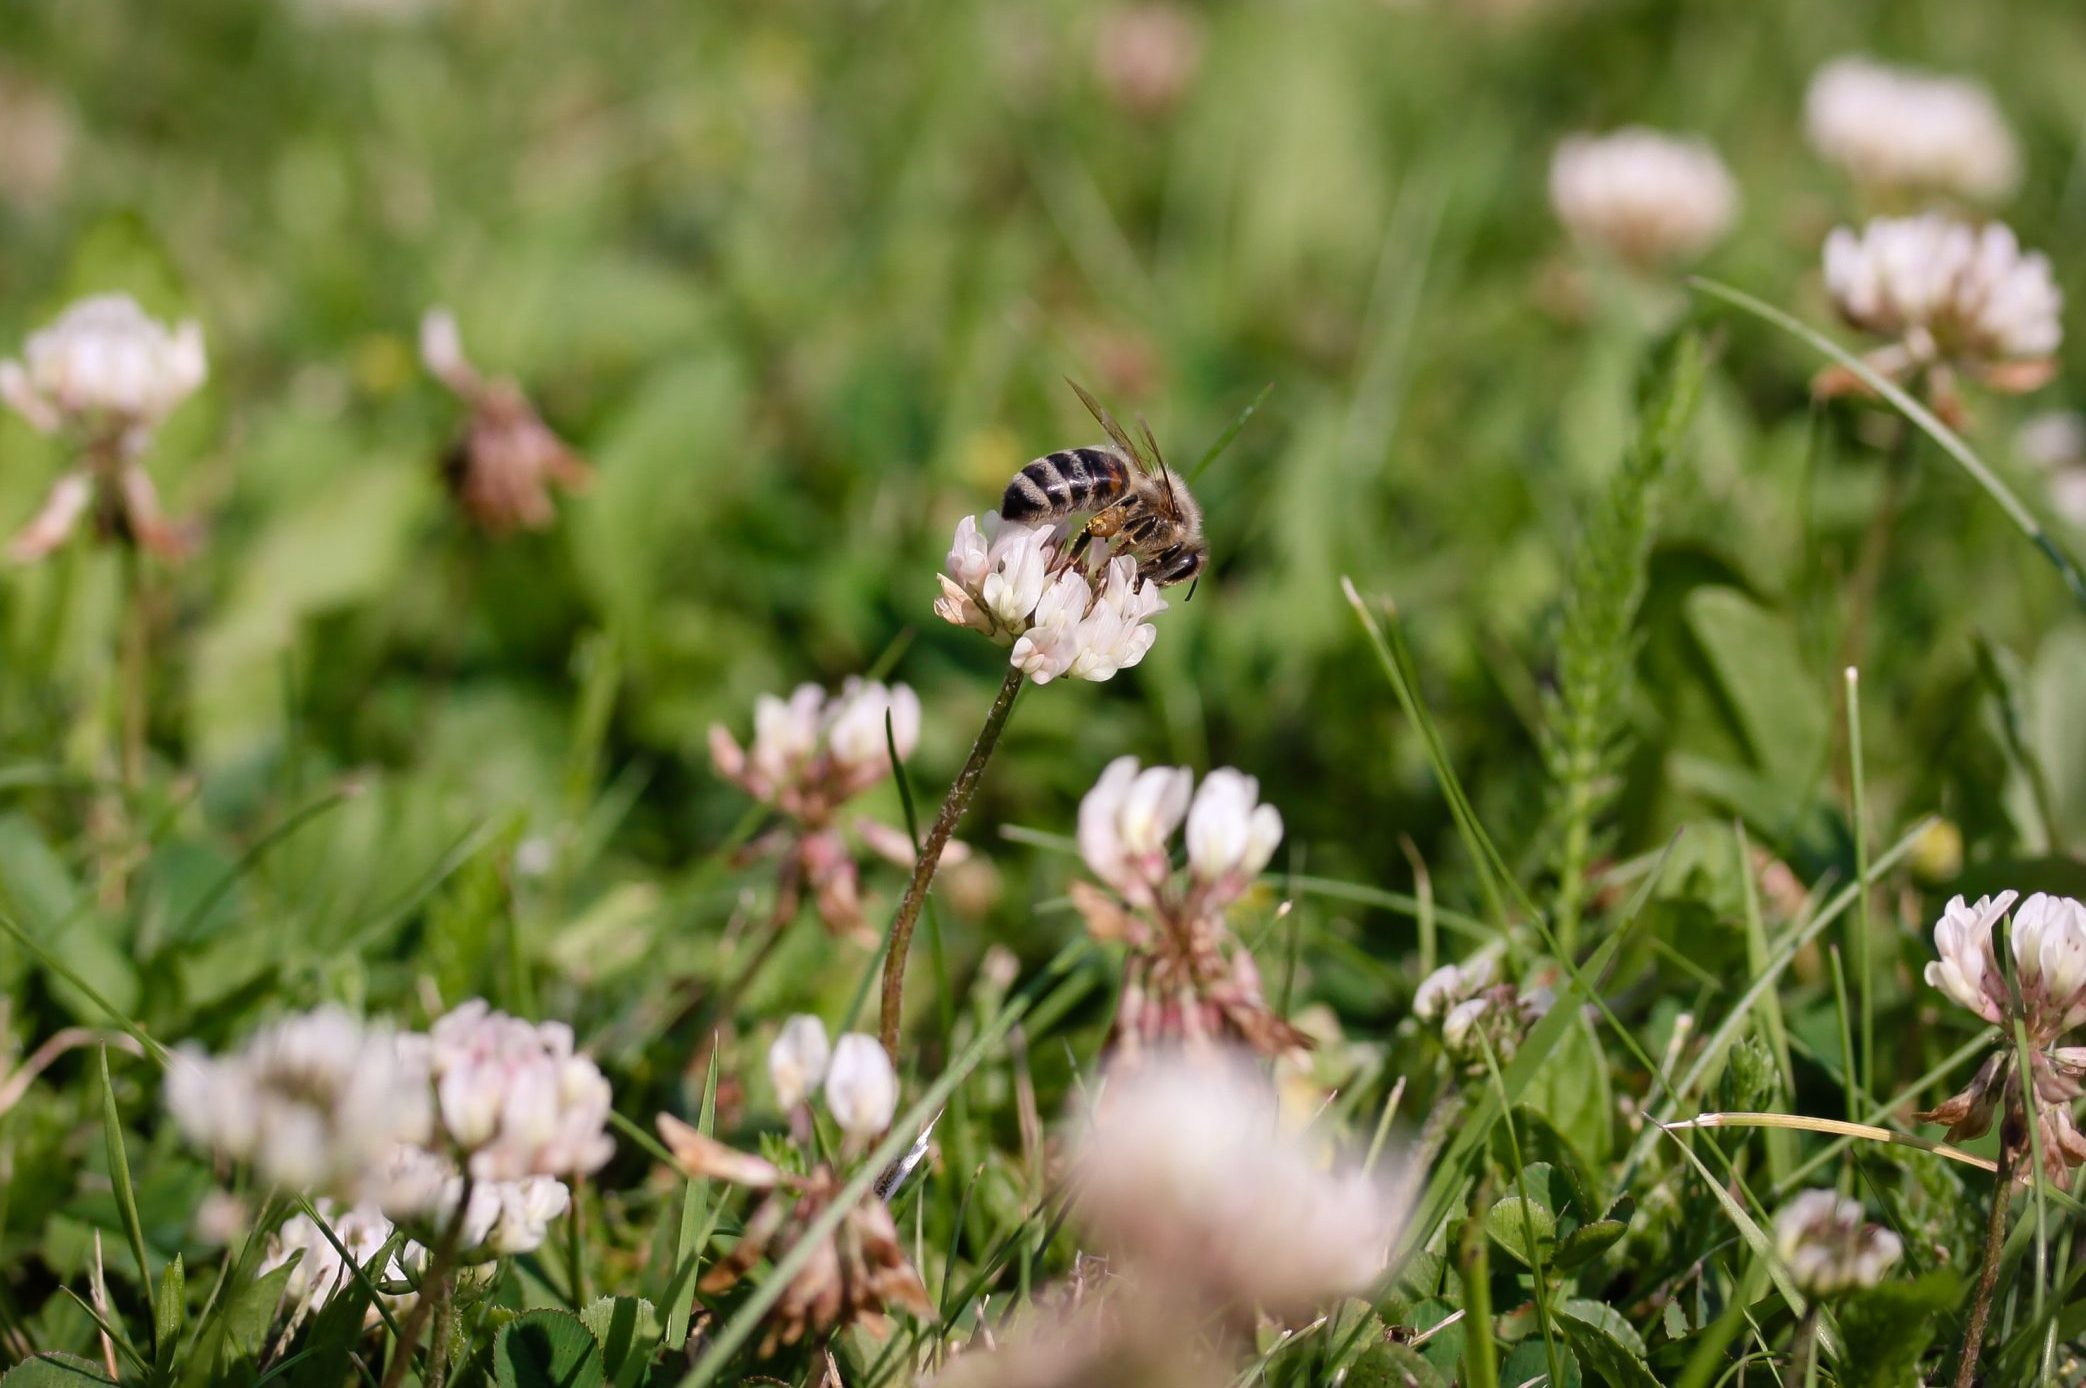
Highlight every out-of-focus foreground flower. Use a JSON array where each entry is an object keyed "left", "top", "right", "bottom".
[
  {"left": 1069, "top": 1049, "right": 1406, "bottom": 1319},
  {"left": 710, "top": 677, "right": 952, "bottom": 939},
  {"left": 1805, "top": 55, "right": 2018, "bottom": 205},
  {"left": 421, "top": 307, "right": 591, "bottom": 534},
  {"left": 935, "top": 513, "right": 1166, "bottom": 684},
  {"left": 1772, "top": 1189, "right": 1903, "bottom": 1296},
  {"left": 1072, "top": 758, "right": 1302, "bottom": 1061},
  {"left": 0, "top": 293, "right": 205, "bottom": 561},
  {"left": 165, "top": 1005, "right": 433, "bottom": 1199},
  {"left": 1918, "top": 891, "right": 2086, "bottom": 1181},
  {"left": 1548, "top": 128, "right": 1739, "bottom": 269},
  {"left": 1817, "top": 213, "right": 2061, "bottom": 425}
]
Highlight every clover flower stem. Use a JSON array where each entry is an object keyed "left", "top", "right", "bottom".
[
  {"left": 1955, "top": 1138, "right": 2018, "bottom": 1388},
  {"left": 878, "top": 665, "right": 1024, "bottom": 1061},
  {"left": 118, "top": 542, "right": 149, "bottom": 792},
  {"left": 380, "top": 1175, "right": 475, "bottom": 1388}
]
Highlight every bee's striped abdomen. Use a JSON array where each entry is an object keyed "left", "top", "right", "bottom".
[{"left": 1001, "top": 446, "right": 1129, "bottom": 522}]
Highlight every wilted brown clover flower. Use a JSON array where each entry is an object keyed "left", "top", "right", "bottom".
[
  {"left": 420, "top": 308, "right": 591, "bottom": 534},
  {"left": 656, "top": 1026, "right": 930, "bottom": 1357},
  {"left": 711, "top": 678, "right": 958, "bottom": 941},
  {"left": 1070, "top": 758, "right": 1304, "bottom": 1063},
  {"left": 1918, "top": 890, "right": 2086, "bottom": 1182}
]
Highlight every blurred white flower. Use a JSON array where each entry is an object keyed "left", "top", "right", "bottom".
[
  {"left": 938, "top": 516, "right": 1168, "bottom": 685},
  {"left": 1819, "top": 214, "right": 2061, "bottom": 423},
  {"left": 380, "top": 1141, "right": 572, "bottom": 1258},
  {"left": 1069, "top": 1051, "right": 1405, "bottom": 1316},
  {"left": 0, "top": 295, "right": 205, "bottom": 440},
  {"left": 193, "top": 1191, "right": 250, "bottom": 1247},
  {"left": 1922, "top": 891, "right": 2015, "bottom": 1027},
  {"left": 262, "top": 1201, "right": 416, "bottom": 1325},
  {"left": 1412, "top": 952, "right": 1497, "bottom": 1023},
  {"left": 426, "top": 1000, "right": 614, "bottom": 1182},
  {"left": 1805, "top": 56, "right": 2018, "bottom": 203},
  {"left": 165, "top": 1005, "right": 433, "bottom": 1199},
  {"left": 1772, "top": 1189, "right": 1902, "bottom": 1296},
  {"left": 1094, "top": 3, "right": 1205, "bottom": 121},
  {"left": 1184, "top": 769, "right": 1283, "bottom": 897},
  {"left": 421, "top": 307, "right": 590, "bottom": 534},
  {"left": 769, "top": 1014, "right": 832, "bottom": 1111},
  {"left": 709, "top": 677, "right": 929, "bottom": 939},
  {"left": 1549, "top": 128, "right": 1738, "bottom": 268},
  {"left": 824, "top": 1033, "right": 899, "bottom": 1140},
  {"left": 0, "top": 73, "right": 73, "bottom": 207},
  {"left": 2019, "top": 411, "right": 2086, "bottom": 473},
  {"left": 1078, "top": 756, "right": 1193, "bottom": 906}
]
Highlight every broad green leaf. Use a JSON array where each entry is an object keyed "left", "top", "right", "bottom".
[
  {"left": 1504, "top": 1337, "right": 1581, "bottom": 1388},
  {"left": 1349, "top": 1339, "right": 1450, "bottom": 1388},
  {"left": 495, "top": 1310, "right": 608, "bottom": 1388},
  {"left": 153, "top": 1255, "right": 185, "bottom": 1368},
  {"left": 1553, "top": 1220, "right": 1628, "bottom": 1271},
  {"left": 578, "top": 1296, "right": 657, "bottom": 1388},
  {"left": 1557, "top": 1300, "right": 1659, "bottom": 1388},
  {"left": 1683, "top": 587, "right": 1829, "bottom": 795},
  {"left": 1526, "top": 1014, "right": 1614, "bottom": 1164},
  {"left": 1836, "top": 1272, "right": 1960, "bottom": 1388},
  {"left": 1483, "top": 1195, "right": 1557, "bottom": 1268},
  {"left": 0, "top": 1356, "right": 118, "bottom": 1387}
]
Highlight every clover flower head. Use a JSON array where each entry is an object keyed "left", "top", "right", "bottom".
[
  {"left": 1921, "top": 890, "right": 2015, "bottom": 1026},
  {"left": 425, "top": 999, "right": 615, "bottom": 1182},
  {"left": 1069, "top": 1050, "right": 1406, "bottom": 1316},
  {"left": 165, "top": 1005, "right": 433, "bottom": 1200},
  {"left": 824, "top": 1033, "right": 900, "bottom": 1142},
  {"left": 769, "top": 1014, "right": 832, "bottom": 1111},
  {"left": 261, "top": 1201, "right": 418, "bottom": 1326},
  {"left": 0, "top": 294, "right": 206, "bottom": 440},
  {"left": 1772, "top": 1189, "right": 1902, "bottom": 1296},
  {"left": 1805, "top": 56, "right": 2018, "bottom": 203},
  {"left": 421, "top": 307, "right": 591, "bottom": 534},
  {"left": 937, "top": 515, "right": 1168, "bottom": 685},
  {"left": 1549, "top": 128, "right": 1738, "bottom": 268}
]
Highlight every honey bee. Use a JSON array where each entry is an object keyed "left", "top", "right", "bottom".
[{"left": 1000, "top": 381, "right": 1207, "bottom": 590}]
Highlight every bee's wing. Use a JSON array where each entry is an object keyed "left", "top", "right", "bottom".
[
  {"left": 1134, "top": 414, "right": 1186, "bottom": 520},
  {"left": 1067, "top": 378, "right": 1150, "bottom": 471}
]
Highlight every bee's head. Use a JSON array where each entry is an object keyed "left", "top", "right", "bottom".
[{"left": 1146, "top": 543, "right": 1206, "bottom": 588}]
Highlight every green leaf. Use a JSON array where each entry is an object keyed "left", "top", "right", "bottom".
[
  {"left": 1683, "top": 588, "right": 1829, "bottom": 796},
  {"left": 1348, "top": 1340, "right": 1450, "bottom": 1388},
  {"left": 1553, "top": 1219, "right": 1628, "bottom": 1271},
  {"left": 1526, "top": 1013, "right": 1617, "bottom": 1167},
  {"left": 1483, "top": 1195, "right": 1557, "bottom": 1268},
  {"left": 188, "top": 1258, "right": 297, "bottom": 1383},
  {"left": 97, "top": 1047, "right": 156, "bottom": 1329},
  {"left": 494, "top": 1310, "right": 608, "bottom": 1388},
  {"left": 577, "top": 1297, "right": 657, "bottom": 1388},
  {"left": 1504, "top": 1337, "right": 1581, "bottom": 1388},
  {"left": 1556, "top": 1300, "right": 1659, "bottom": 1388},
  {"left": 154, "top": 1254, "right": 185, "bottom": 1370},
  {"left": 0, "top": 1356, "right": 118, "bottom": 1386},
  {"left": 1836, "top": 1272, "right": 1961, "bottom": 1388}
]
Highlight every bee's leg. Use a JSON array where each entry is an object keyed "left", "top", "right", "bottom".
[{"left": 1085, "top": 505, "right": 1127, "bottom": 540}]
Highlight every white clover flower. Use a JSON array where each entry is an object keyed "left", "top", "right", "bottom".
[
  {"left": 1922, "top": 891, "right": 2015, "bottom": 1026},
  {"left": 2019, "top": 411, "right": 2086, "bottom": 473},
  {"left": 0, "top": 294, "right": 206, "bottom": 440},
  {"left": 1441, "top": 997, "right": 1491, "bottom": 1053},
  {"left": 823, "top": 1033, "right": 899, "bottom": 1141},
  {"left": 2012, "top": 892, "right": 2086, "bottom": 1035},
  {"left": 1772, "top": 1189, "right": 1902, "bottom": 1296},
  {"left": 262, "top": 1200, "right": 416, "bottom": 1324},
  {"left": 1078, "top": 756, "right": 1194, "bottom": 905},
  {"left": 1412, "top": 953, "right": 1498, "bottom": 1023},
  {"left": 824, "top": 678, "right": 921, "bottom": 776},
  {"left": 935, "top": 513, "right": 1061, "bottom": 638},
  {"left": 769, "top": 1015, "right": 832, "bottom": 1111},
  {"left": 165, "top": 1006, "right": 433, "bottom": 1199},
  {"left": 938, "top": 517, "right": 1167, "bottom": 685},
  {"left": 1805, "top": 56, "right": 2018, "bottom": 203},
  {"left": 379, "top": 1143, "right": 572, "bottom": 1258},
  {"left": 1070, "top": 1051, "right": 1406, "bottom": 1316},
  {"left": 1549, "top": 128, "right": 1738, "bottom": 268},
  {"left": 1826, "top": 215, "right": 2061, "bottom": 363},
  {"left": 426, "top": 1000, "right": 614, "bottom": 1182},
  {"left": 1183, "top": 769, "right": 1283, "bottom": 896}
]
